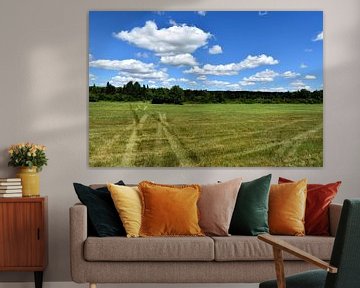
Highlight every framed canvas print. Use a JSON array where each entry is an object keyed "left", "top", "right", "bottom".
[{"left": 89, "top": 11, "right": 323, "bottom": 167}]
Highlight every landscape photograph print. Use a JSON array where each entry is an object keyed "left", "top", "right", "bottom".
[{"left": 89, "top": 11, "right": 323, "bottom": 167}]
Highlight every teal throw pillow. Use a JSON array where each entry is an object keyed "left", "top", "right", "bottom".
[{"left": 229, "top": 174, "right": 272, "bottom": 236}]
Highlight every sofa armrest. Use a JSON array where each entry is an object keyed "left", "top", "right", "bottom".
[
  {"left": 329, "top": 203, "right": 342, "bottom": 237},
  {"left": 69, "top": 203, "right": 88, "bottom": 283}
]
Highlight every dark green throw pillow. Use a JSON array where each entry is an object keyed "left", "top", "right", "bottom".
[
  {"left": 73, "top": 181, "right": 126, "bottom": 237},
  {"left": 229, "top": 174, "right": 272, "bottom": 236}
]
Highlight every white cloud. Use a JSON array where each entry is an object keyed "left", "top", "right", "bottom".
[
  {"left": 259, "top": 87, "right": 288, "bottom": 92},
  {"left": 160, "top": 53, "right": 198, "bottom": 66},
  {"left": 169, "top": 19, "right": 177, "bottom": 26},
  {"left": 313, "top": 31, "right": 323, "bottom": 42},
  {"left": 185, "top": 64, "right": 238, "bottom": 76},
  {"left": 197, "top": 11, "right": 206, "bottom": 16},
  {"left": 120, "top": 70, "right": 168, "bottom": 81},
  {"left": 163, "top": 77, "right": 189, "bottom": 84},
  {"left": 184, "top": 54, "right": 279, "bottom": 76},
  {"left": 239, "top": 80, "right": 255, "bottom": 86},
  {"left": 243, "top": 69, "right": 279, "bottom": 82},
  {"left": 197, "top": 75, "right": 207, "bottom": 81},
  {"left": 259, "top": 11, "right": 268, "bottom": 16},
  {"left": 89, "top": 54, "right": 93, "bottom": 61},
  {"left": 282, "top": 71, "right": 300, "bottom": 78},
  {"left": 89, "top": 74, "right": 96, "bottom": 81},
  {"left": 270, "top": 87, "right": 287, "bottom": 92},
  {"left": 90, "top": 59, "right": 168, "bottom": 85},
  {"left": 304, "top": 75, "right": 316, "bottom": 80},
  {"left": 300, "top": 63, "right": 308, "bottom": 69},
  {"left": 135, "top": 52, "right": 149, "bottom": 58},
  {"left": 164, "top": 78, "right": 176, "bottom": 82},
  {"left": 304, "top": 48, "right": 313, "bottom": 52},
  {"left": 110, "top": 75, "right": 142, "bottom": 87},
  {"left": 206, "top": 80, "right": 241, "bottom": 90},
  {"left": 90, "top": 59, "right": 155, "bottom": 73},
  {"left": 209, "top": 45, "right": 223, "bottom": 54},
  {"left": 239, "top": 54, "right": 279, "bottom": 69},
  {"left": 206, "top": 80, "right": 230, "bottom": 86},
  {"left": 291, "top": 80, "right": 311, "bottom": 90},
  {"left": 114, "top": 21, "right": 211, "bottom": 56}
]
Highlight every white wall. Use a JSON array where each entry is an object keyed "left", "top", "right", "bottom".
[{"left": 0, "top": 0, "right": 360, "bottom": 283}]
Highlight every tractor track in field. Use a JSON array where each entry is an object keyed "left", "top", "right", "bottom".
[
  {"left": 121, "top": 111, "right": 195, "bottom": 167},
  {"left": 238, "top": 123, "right": 322, "bottom": 157},
  {"left": 157, "top": 112, "right": 195, "bottom": 167},
  {"left": 121, "top": 114, "right": 148, "bottom": 166}
]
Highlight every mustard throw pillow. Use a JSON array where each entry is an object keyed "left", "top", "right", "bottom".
[
  {"left": 138, "top": 181, "right": 204, "bottom": 237},
  {"left": 107, "top": 183, "right": 142, "bottom": 238},
  {"left": 269, "top": 179, "right": 307, "bottom": 236}
]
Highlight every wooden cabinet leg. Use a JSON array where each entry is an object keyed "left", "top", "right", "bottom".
[
  {"left": 34, "top": 271, "right": 43, "bottom": 288},
  {"left": 90, "top": 283, "right": 97, "bottom": 288}
]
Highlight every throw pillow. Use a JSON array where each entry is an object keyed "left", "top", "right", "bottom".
[
  {"left": 279, "top": 177, "right": 341, "bottom": 236},
  {"left": 229, "top": 174, "right": 272, "bottom": 236},
  {"left": 107, "top": 183, "right": 142, "bottom": 238},
  {"left": 138, "top": 181, "right": 203, "bottom": 237},
  {"left": 198, "top": 178, "right": 242, "bottom": 236},
  {"left": 73, "top": 181, "right": 126, "bottom": 237},
  {"left": 269, "top": 179, "right": 307, "bottom": 236}
]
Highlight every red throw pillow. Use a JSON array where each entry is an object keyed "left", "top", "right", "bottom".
[{"left": 278, "top": 177, "right": 341, "bottom": 236}]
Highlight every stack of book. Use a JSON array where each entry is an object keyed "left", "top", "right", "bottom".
[{"left": 0, "top": 178, "right": 22, "bottom": 197}]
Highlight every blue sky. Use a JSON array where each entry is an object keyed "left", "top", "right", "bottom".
[{"left": 89, "top": 11, "right": 323, "bottom": 92}]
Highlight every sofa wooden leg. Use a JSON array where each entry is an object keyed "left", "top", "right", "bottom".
[{"left": 89, "top": 283, "right": 96, "bottom": 288}]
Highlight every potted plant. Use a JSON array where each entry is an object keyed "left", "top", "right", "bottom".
[{"left": 8, "top": 143, "right": 48, "bottom": 197}]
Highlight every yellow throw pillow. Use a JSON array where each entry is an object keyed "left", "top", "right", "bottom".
[
  {"left": 269, "top": 179, "right": 307, "bottom": 236},
  {"left": 138, "top": 181, "right": 204, "bottom": 237},
  {"left": 107, "top": 183, "right": 142, "bottom": 238}
]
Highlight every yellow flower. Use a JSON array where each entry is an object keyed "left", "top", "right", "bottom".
[
  {"left": 8, "top": 149, "right": 13, "bottom": 155},
  {"left": 27, "top": 152, "right": 32, "bottom": 157}
]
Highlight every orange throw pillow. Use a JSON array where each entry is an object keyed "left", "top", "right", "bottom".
[
  {"left": 269, "top": 179, "right": 307, "bottom": 236},
  {"left": 138, "top": 181, "right": 204, "bottom": 237},
  {"left": 278, "top": 177, "right": 341, "bottom": 236}
]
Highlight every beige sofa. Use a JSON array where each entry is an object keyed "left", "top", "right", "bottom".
[{"left": 70, "top": 203, "right": 342, "bottom": 287}]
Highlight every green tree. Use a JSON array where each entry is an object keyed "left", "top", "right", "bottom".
[
  {"left": 105, "top": 82, "right": 116, "bottom": 94},
  {"left": 169, "top": 85, "right": 184, "bottom": 104}
]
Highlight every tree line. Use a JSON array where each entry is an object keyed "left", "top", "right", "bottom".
[{"left": 89, "top": 81, "right": 323, "bottom": 104}]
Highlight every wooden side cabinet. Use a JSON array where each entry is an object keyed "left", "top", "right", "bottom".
[{"left": 0, "top": 197, "right": 47, "bottom": 288}]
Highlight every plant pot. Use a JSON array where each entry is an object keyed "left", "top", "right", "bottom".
[{"left": 16, "top": 167, "right": 40, "bottom": 197}]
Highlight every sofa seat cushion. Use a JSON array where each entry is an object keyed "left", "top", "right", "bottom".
[
  {"left": 84, "top": 236, "right": 214, "bottom": 261},
  {"left": 212, "top": 236, "right": 334, "bottom": 261}
]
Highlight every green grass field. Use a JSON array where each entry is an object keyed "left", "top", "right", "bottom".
[{"left": 89, "top": 102, "right": 323, "bottom": 167}]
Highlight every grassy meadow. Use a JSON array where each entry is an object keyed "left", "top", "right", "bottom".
[{"left": 89, "top": 102, "right": 323, "bottom": 167}]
